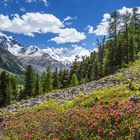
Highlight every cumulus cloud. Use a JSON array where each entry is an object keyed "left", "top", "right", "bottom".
[
  {"left": 51, "top": 28, "right": 86, "bottom": 44},
  {"left": 0, "top": 13, "right": 63, "bottom": 36},
  {"left": 0, "top": 12, "right": 86, "bottom": 43},
  {"left": 118, "top": 7, "right": 133, "bottom": 15},
  {"left": 86, "top": 25, "right": 94, "bottom": 34},
  {"left": 94, "top": 13, "right": 111, "bottom": 36},
  {"left": 102, "top": 13, "right": 111, "bottom": 21},
  {"left": 94, "top": 7, "right": 140, "bottom": 36}
]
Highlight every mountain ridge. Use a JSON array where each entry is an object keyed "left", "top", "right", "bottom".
[{"left": 0, "top": 33, "right": 91, "bottom": 73}]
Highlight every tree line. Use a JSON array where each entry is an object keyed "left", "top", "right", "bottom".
[
  {"left": 0, "top": 8, "right": 140, "bottom": 107},
  {"left": 70, "top": 7, "right": 140, "bottom": 82},
  {"left": 0, "top": 66, "right": 79, "bottom": 107}
]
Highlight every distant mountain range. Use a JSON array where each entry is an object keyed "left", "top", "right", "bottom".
[{"left": 0, "top": 33, "right": 91, "bottom": 73}]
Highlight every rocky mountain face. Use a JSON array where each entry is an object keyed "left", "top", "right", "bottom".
[
  {"left": 0, "top": 34, "right": 67, "bottom": 73},
  {"left": 0, "top": 45, "right": 24, "bottom": 74},
  {"left": 0, "top": 33, "right": 90, "bottom": 73}
]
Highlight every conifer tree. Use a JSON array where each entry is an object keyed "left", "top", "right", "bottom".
[
  {"left": 41, "top": 72, "right": 47, "bottom": 94},
  {"left": 0, "top": 71, "right": 10, "bottom": 107},
  {"left": 46, "top": 66, "right": 53, "bottom": 93},
  {"left": 53, "top": 67, "right": 59, "bottom": 89},
  {"left": 23, "top": 65, "right": 34, "bottom": 98},
  {"left": 34, "top": 73, "right": 40, "bottom": 96},
  {"left": 58, "top": 69, "right": 63, "bottom": 89},
  {"left": 9, "top": 76, "right": 17, "bottom": 100},
  {"left": 71, "top": 73, "right": 79, "bottom": 87},
  {"left": 62, "top": 69, "right": 70, "bottom": 88},
  {"left": 97, "top": 37, "right": 105, "bottom": 78}
]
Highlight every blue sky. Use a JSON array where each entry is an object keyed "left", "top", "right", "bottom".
[{"left": 0, "top": 0, "right": 139, "bottom": 50}]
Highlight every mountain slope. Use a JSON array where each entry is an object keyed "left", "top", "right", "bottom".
[
  {"left": 0, "top": 46, "right": 24, "bottom": 74},
  {"left": 1, "top": 58, "right": 140, "bottom": 139},
  {"left": 0, "top": 34, "right": 67, "bottom": 72},
  {"left": 1, "top": 57, "right": 140, "bottom": 113},
  {"left": 20, "top": 51, "right": 67, "bottom": 73}
]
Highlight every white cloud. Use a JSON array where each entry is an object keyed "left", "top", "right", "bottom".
[
  {"left": 63, "top": 16, "right": 77, "bottom": 26},
  {"left": 137, "top": 7, "right": 140, "bottom": 14},
  {"left": 94, "top": 13, "right": 110, "bottom": 36},
  {"left": 0, "top": 13, "right": 63, "bottom": 36},
  {"left": 63, "top": 16, "right": 77, "bottom": 22},
  {"left": 26, "top": 0, "right": 48, "bottom": 6},
  {"left": 51, "top": 28, "right": 86, "bottom": 44},
  {"left": 94, "top": 13, "right": 111, "bottom": 36},
  {"left": 103, "top": 13, "right": 111, "bottom": 21},
  {"left": 86, "top": 25, "right": 94, "bottom": 34},
  {"left": 94, "top": 7, "right": 140, "bottom": 36},
  {"left": 25, "top": 0, "right": 49, "bottom": 6},
  {"left": 118, "top": 7, "right": 133, "bottom": 15},
  {"left": 94, "top": 21, "right": 109, "bottom": 36},
  {"left": 0, "top": 12, "right": 86, "bottom": 43},
  {"left": 93, "top": 47, "right": 98, "bottom": 52}
]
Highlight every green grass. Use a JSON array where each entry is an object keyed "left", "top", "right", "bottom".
[{"left": 0, "top": 67, "right": 13, "bottom": 74}]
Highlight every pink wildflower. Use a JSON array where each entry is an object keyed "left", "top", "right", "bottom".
[
  {"left": 25, "top": 133, "right": 31, "bottom": 137},
  {"left": 132, "top": 125, "right": 139, "bottom": 129},
  {"left": 109, "top": 130, "right": 116, "bottom": 137},
  {"left": 98, "top": 127, "right": 105, "bottom": 133}
]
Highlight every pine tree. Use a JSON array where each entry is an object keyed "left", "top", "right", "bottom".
[
  {"left": 34, "top": 73, "right": 40, "bottom": 96},
  {"left": 9, "top": 76, "right": 17, "bottom": 100},
  {"left": 41, "top": 72, "right": 47, "bottom": 94},
  {"left": 58, "top": 70, "right": 63, "bottom": 89},
  {"left": 62, "top": 69, "right": 70, "bottom": 88},
  {"left": 121, "top": 10, "right": 131, "bottom": 64},
  {"left": 104, "top": 11, "right": 120, "bottom": 75},
  {"left": 70, "top": 59, "right": 80, "bottom": 80},
  {"left": 71, "top": 73, "right": 79, "bottom": 87},
  {"left": 46, "top": 66, "right": 53, "bottom": 93},
  {"left": 0, "top": 71, "right": 10, "bottom": 107},
  {"left": 97, "top": 36, "right": 105, "bottom": 78},
  {"left": 23, "top": 65, "right": 34, "bottom": 99},
  {"left": 53, "top": 67, "right": 59, "bottom": 89}
]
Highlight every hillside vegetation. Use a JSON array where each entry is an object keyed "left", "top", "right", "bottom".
[{"left": 1, "top": 58, "right": 140, "bottom": 139}]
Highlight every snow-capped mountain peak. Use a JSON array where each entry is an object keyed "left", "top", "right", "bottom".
[
  {"left": 0, "top": 33, "right": 23, "bottom": 56},
  {"left": 42, "top": 45, "right": 91, "bottom": 64},
  {"left": 0, "top": 33, "right": 92, "bottom": 73},
  {"left": 21, "top": 45, "right": 44, "bottom": 57}
]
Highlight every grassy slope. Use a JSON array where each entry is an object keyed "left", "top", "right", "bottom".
[
  {"left": 1, "top": 60, "right": 140, "bottom": 139},
  {"left": 0, "top": 68, "right": 14, "bottom": 75}
]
